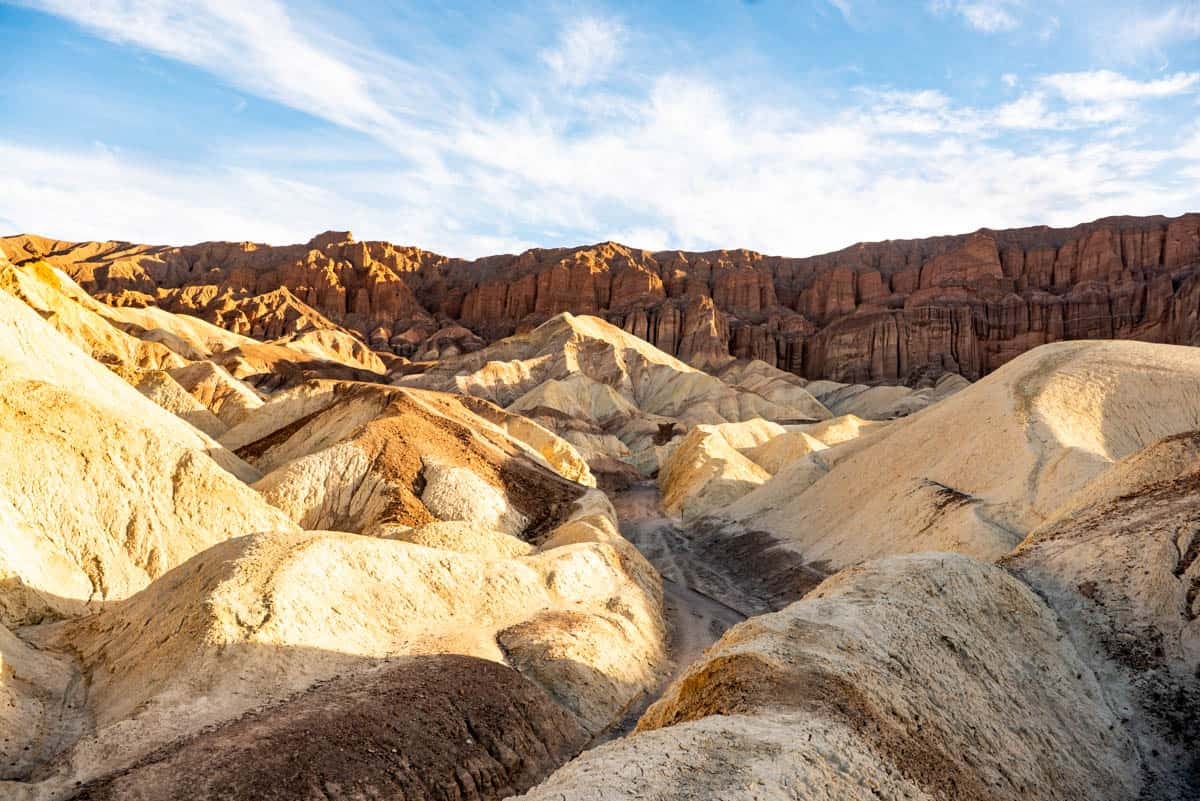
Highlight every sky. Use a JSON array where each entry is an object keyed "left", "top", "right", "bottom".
[{"left": 1, "top": 1, "right": 1198, "bottom": 258}]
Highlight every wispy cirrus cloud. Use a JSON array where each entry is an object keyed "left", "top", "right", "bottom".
[
  {"left": 929, "top": 0, "right": 1023, "bottom": 32},
  {"left": 18, "top": 0, "right": 399, "bottom": 134},
  {"left": 1103, "top": 3, "right": 1200, "bottom": 62},
  {"left": 540, "top": 16, "right": 624, "bottom": 87}
]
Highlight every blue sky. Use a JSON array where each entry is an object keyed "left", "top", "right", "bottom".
[{"left": 1, "top": 1, "right": 1199, "bottom": 257}]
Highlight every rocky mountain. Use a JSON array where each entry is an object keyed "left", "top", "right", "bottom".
[{"left": 4, "top": 212, "right": 1198, "bottom": 384}]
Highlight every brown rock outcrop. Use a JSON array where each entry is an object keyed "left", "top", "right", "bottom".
[
  {"left": 4, "top": 213, "right": 1197, "bottom": 383},
  {"left": 66, "top": 655, "right": 589, "bottom": 801}
]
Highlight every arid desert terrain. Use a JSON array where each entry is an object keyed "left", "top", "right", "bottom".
[{"left": 2, "top": 215, "right": 1200, "bottom": 800}]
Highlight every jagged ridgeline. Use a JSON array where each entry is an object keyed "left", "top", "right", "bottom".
[{"left": 4, "top": 211, "right": 1198, "bottom": 385}]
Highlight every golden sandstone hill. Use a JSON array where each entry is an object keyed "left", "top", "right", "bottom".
[
  {"left": 3, "top": 211, "right": 1198, "bottom": 386},
  {"left": 5, "top": 218, "right": 1200, "bottom": 801}
]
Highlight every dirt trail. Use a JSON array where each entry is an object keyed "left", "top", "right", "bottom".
[{"left": 592, "top": 482, "right": 748, "bottom": 742}]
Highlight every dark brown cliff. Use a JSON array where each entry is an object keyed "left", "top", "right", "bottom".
[{"left": 4, "top": 212, "right": 1198, "bottom": 383}]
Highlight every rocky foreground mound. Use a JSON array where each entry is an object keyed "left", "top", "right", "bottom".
[
  {"left": 521, "top": 373, "right": 1200, "bottom": 799},
  {"left": 5, "top": 212, "right": 1198, "bottom": 383},
  {"left": 517, "top": 553, "right": 1138, "bottom": 801}
]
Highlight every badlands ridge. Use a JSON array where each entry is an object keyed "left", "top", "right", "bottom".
[{"left": 0, "top": 221, "right": 1199, "bottom": 800}]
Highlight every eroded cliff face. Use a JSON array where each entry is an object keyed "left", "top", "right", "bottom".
[{"left": 4, "top": 213, "right": 1198, "bottom": 382}]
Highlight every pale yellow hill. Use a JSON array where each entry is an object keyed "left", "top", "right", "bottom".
[
  {"left": 0, "top": 287, "right": 295, "bottom": 627},
  {"left": 400, "top": 313, "right": 831, "bottom": 477},
  {"left": 717, "top": 340, "right": 1200, "bottom": 570},
  {"left": 25, "top": 504, "right": 664, "bottom": 793}
]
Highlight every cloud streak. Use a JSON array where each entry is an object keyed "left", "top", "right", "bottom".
[
  {"left": 540, "top": 16, "right": 624, "bottom": 87},
  {"left": 22, "top": 0, "right": 399, "bottom": 134},
  {"left": 929, "top": 0, "right": 1023, "bottom": 32}
]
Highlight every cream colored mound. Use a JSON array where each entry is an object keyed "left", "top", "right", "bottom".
[
  {"left": 687, "top": 418, "right": 786, "bottom": 451},
  {"left": 20, "top": 512, "right": 664, "bottom": 795},
  {"left": 743, "top": 429, "right": 827, "bottom": 473},
  {"left": 561, "top": 430, "right": 630, "bottom": 463},
  {"left": 167, "top": 361, "right": 265, "bottom": 428},
  {"left": 516, "top": 553, "right": 1139, "bottom": 801},
  {"left": 270, "top": 328, "right": 387, "bottom": 374},
  {"left": 454, "top": 395, "right": 595, "bottom": 487},
  {"left": 509, "top": 373, "right": 639, "bottom": 424},
  {"left": 382, "top": 520, "right": 534, "bottom": 559},
  {"left": 716, "top": 341, "right": 1200, "bottom": 570},
  {"left": 91, "top": 301, "right": 257, "bottom": 361},
  {"left": 399, "top": 313, "right": 832, "bottom": 475},
  {"left": 0, "top": 289, "right": 295, "bottom": 628},
  {"left": 0, "top": 260, "right": 184, "bottom": 372},
  {"left": 111, "top": 366, "right": 228, "bottom": 438},
  {"left": 797, "top": 412, "right": 890, "bottom": 446},
  {"left": 420, "top": 460, "right": 532, "bottom": 536},
  {"left": 807, "top": 373, "right": 970, "bottom": 420},
  {"left": 716, "top": 359, "right": 831, "bottom": 416},
  {"left": 658, "top": 426, "right": 772, "bottom": 522}
]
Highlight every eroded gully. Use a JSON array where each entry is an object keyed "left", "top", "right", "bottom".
[{"left": 590, "top": 481, "right": 750, "bottom": 743}]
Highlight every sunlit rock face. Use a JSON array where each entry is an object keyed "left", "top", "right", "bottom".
[{"left": 6, "top": 212, "right": 1198, "bottom": 381}]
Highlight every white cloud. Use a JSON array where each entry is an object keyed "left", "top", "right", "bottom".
[
  {"left": 930, "top": 0, "right": 1022, "bottom": 32},
  {"left": 1108, "top": 3, "right": 1200, "bottom": 61},
  {"left": 1039, "top": 70, "right": 1200, "bottom": 102},
  {"left": 1031, "top": 70, "right": 1200, "bottom": 126},
  {"left": 994, "top": 91, "right": 1056, "bottom": 129},
  {"left": 1001, "top": 73, "right": 1020, "bottom": 88},
  {"left": 540, "top": 17, "right": 624, "bottom": 87},
  {"left": 20, "top": 0, "right": 399, "bottom": 135}
]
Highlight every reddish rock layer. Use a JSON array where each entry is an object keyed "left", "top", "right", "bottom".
[{"left": 4, "top": 213, "right": 1198, "bottom": 382}]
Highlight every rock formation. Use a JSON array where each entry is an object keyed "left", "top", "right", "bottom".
[
  {"left": 397, "top": 312, "right": 833, "bottom": 481},
  {"left": 1003, "top": 431, "right": 1200, "bottom": 798},
  {"left": 66, "top": 655, "right": 588, "bottom": 801},
  {"left": 0, "top": 280, "right": 296, "bottom": 628},
  {"left": 5, "top": 212, "right": 1198, "bottom": 384},
  {"left": 7, "top": 215, "right": 1200, "bottom": 801}
]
